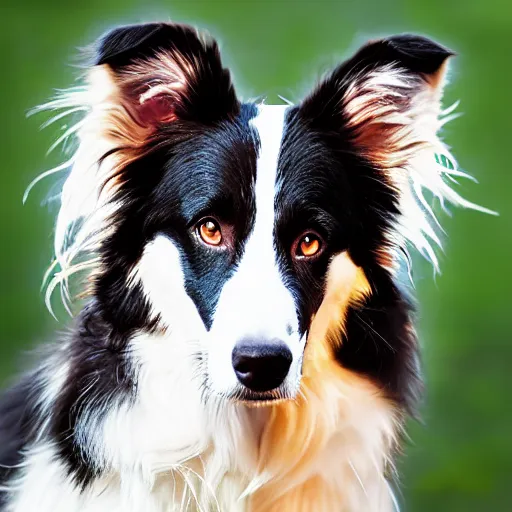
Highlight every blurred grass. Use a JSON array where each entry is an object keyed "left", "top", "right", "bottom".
[{"left": 0, "top": 0, "right": 510, "bottom": 510}]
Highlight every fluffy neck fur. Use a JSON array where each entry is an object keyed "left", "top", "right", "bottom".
[
  {"left": 7, "top": 330, "right": 397, "bottom": 512},
  {"left": 6, "top": 255, "right": 398, "bottom": 512}
]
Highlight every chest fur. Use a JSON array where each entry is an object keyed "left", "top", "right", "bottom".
[{"left": 6, "top": 368, "right": 396, "bottom": 512}]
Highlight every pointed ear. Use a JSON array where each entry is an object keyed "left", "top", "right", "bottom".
[
  {"left": 91, "top": 22, "right": 239, "bottom": 131},
  {"left": 298, "top": 35, "right": 486, "bottom": 267},
  {"left": 300, "top": 34, "right": 454, "bottom": 166},
  {"left": 67, "top": 22, "right": 239, "bottom": 215}
]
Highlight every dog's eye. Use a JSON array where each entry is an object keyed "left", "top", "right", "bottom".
[
  {"left": 198, "top": 218, "right": 222, "bottom": 246},
  {"left": 294, "top": 232, "right": 324, "bottom": 259}
]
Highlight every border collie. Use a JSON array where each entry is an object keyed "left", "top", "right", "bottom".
[{"left": 0, "top": 22, "right": 492, "bottom": 511}]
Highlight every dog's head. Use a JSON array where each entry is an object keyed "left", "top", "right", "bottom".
[{"left": 38, "top": 23, "right": 489, "bottom": 409}]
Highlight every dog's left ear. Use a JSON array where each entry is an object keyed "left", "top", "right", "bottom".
[
  {"left": 300, "top": 34, "right": 453, "bottom": 168},
  {"left": 297, "top": 35, "right": 470, "bottom": 266}
]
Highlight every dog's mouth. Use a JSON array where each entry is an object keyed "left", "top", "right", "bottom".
[{"left": 229, "top": 385, "right": 296, "bottom": 407}]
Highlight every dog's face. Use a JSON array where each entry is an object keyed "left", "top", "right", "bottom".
[
  {"left": 127, "top": 102, "right": 368, "bottom": 403},
  {"left": 46, "top": 23, "right": 480, "bottom": 409}
]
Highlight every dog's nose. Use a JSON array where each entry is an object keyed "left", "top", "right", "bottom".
[{"left": 232, "top": 340, "right": 292, "bottom": 392}]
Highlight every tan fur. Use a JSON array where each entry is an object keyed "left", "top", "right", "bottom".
[
  {"left": 247, "top": 253, "right": 398, "bottom": 511},
  {"left": 84, "top": 65, "right": 153, "bottom": 192},
  {"left": 343, "top": 65, "right": 432, "bottom": 174},
  {"left": 375, "top": 248, "right": 397, "bottom": 272},
  {"left": 343, "top": 58, "right": 452, "bottom": 162},
  {"left": 425, "top": 59, "right": 450, "bottom": 90}
]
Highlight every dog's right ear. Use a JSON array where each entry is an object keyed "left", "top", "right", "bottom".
[
  {"left": 64, "top": 23, "right": 240, "bottom": 200},
  {"left": 60, "top": 22, "right": 240, "bottom": 234},
  {"left": 91, "top": 22, "right": 239, "bottom": 131}
]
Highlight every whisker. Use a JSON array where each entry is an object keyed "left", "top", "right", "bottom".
[{"left": 354, "top": 311, "right": 396, "bottom": 352}]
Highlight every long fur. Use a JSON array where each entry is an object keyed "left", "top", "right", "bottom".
[{"left": 1, "top": 24, "right": 493, "bottom": 511}]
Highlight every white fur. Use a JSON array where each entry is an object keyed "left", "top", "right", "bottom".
[
  {"left": 28, "top": 67, "right": 134, "bottom": 315},
  {"left": 207, "top": 104, "right": 304, "bottom": 397},
  {"left": 128, "top": 235, "right": 206, "bottom": 339},
  {"left": 5, "top": 353, "right": 397, "bottom": 512}
]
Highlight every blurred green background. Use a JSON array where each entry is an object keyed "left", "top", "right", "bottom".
[{"left": 0, "top": 0, "right": 510, "bottom": 510}]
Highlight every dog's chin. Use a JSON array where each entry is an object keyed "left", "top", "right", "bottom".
[{"left": 228, "top": 384, "right": 299, "bottom": 408}]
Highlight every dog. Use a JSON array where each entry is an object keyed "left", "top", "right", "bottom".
[{"left": 0, "top": 22, "right": 491, "bottom": 512}]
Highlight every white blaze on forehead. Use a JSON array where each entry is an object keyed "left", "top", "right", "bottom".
[
  {"left": 212, "top": 104, "right": 291, "bottom": 331},
  {"left": 226, "top": 103, "right": 292, "bottom": 328},
  {"left": 207, "top": 104, "right": 304, "bottom": 394},
  {"left": 251, "top": 104, "right": 289, "bottom": 232}
]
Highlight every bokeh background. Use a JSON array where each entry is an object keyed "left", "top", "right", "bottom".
[{"left": 1, "top": 0, "right": 510, "bottom": 510}]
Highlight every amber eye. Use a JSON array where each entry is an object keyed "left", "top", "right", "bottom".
[
  {"left": 294, "top": 232, "right": 324, "bottom": 259},
  {"left": 198, "top": 218, "right": 222, "bottom": 246}
]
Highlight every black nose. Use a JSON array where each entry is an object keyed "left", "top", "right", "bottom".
[{"left": 232, "top": 340, "right": 293, "bottom": 392}]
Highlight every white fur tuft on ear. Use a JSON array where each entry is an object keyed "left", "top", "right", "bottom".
[
  {"left": 30, "top": 60, "right": 179, "bottom": 316},
  {"left": 342, "top": 61, "right": 497, "bottom": 272},
  {"left": 28, "top": 64, "right": 142, "bottom": 316}
]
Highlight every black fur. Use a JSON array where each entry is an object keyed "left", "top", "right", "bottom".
[
  {"left": 49, "top": 305, "right": 135, "bottom": 489},
  {"left": 338, "top": 278, "right": 420, "bottom": 411},
  {"left": 275, "top": 105, "right": 420, "bottom": 411},
  {"left": 95, "top": 102, "right": 259, "bottom": 334},
  {"left": 0, "top": 377, "right": 40, "bottom": 506}
]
